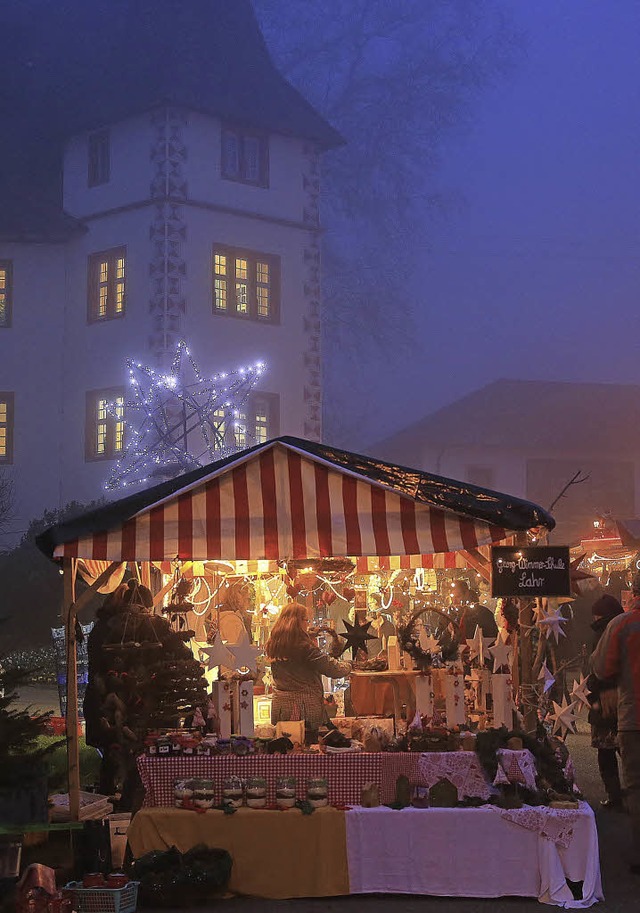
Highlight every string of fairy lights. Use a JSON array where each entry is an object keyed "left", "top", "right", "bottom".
[{"left": 105, "top": 340, "right": 266, "bottom": 490}]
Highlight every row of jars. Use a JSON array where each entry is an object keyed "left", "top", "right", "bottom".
[{"left": 174, "top": 776, "right": 329, "bottom": 810}]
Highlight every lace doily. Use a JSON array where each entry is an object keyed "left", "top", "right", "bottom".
[
  {"left": 417, "top": 751, "right": 492, "bottom": 800},
  {"left": 498, "top": 805, "right": 579, "bottom": 848},
  {"left": 495, "top": 748, "right": 538, "bottom": 792}
]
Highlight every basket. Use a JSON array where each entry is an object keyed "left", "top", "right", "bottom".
[{"left": 63, "top": 881, "right": 139, "bottom": 913}]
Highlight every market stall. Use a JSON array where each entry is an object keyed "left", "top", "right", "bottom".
[{"left": 36, "top": 436, "right": 603, "bottom": 906}]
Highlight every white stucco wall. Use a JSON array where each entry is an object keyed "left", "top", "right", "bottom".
[{"left": 0, "top": 106, "right": 321, "bottom": 545}]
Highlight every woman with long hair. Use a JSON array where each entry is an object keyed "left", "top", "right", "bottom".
[{"left": 265, "top": 602, "right": 352, "bottom": 736}]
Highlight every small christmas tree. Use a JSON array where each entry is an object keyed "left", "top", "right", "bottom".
[{"left": 0, "top": 657, "right": 57, "bottom": 823}]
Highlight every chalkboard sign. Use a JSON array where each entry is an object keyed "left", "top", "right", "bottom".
[{"left": 491, "top": 546, "right": 571, "bottom": 598}]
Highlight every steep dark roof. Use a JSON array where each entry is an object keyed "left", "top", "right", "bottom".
[
  {"left": 0, "top": 1, "right": 341, "bottom": 242},
  {"left": 1, "top": 0, "right": 342, "bottom": 149},
  {"left": 36, "top": 436, "right": 555, "bottom": 559},
  {"left": 374, "top": 379, "right": 640, "bottom": 457}
]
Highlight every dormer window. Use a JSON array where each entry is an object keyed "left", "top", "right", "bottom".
[
  {"left": 88, "top": 129, "right": 111, "bottom": 187},
  {"left": 221, "top": 126, "right": 269, "bottom": 187}
]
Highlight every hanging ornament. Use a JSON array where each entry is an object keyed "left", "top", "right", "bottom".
[
  {"left": 226, "top": 631, "right": 261, "bottom": 675},
  {"left": 322, "top": 589, "right": 337, "bottom": 606},
  {"left": 549, "top": 695, "right": 579, "bottom": 737},
  {"left": 338, "top": 617, "right": 377, "bottom": 660},
  {"left": 465, "top": 625, "right": 494, "bottom": 666},
  {"left": 570, "top": 673, "right": 592, "bottom": 712},
  {"left": 488, "top": 640, "right": 512, "bottom": 673},
  {"left": 538, "top": 661, "right": 556, "bottom": 694},
  {"left": 537, "top": 606, "right": 568, "bottom": 643},
  {"left": 199, "top": 636, "right": 234, "bottom": 673},
  {"left": 286, "top": 582, "right": 303, "bottom": 599},
  {"left": 342, "top": 586, "right": 356, "bottom": 602}
]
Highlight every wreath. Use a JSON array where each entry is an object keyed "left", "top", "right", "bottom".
[{"left": 397, "top": 607, "right": 460, "bottom": 672}]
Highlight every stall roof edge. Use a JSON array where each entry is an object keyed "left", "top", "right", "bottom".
[{"left": 35, "top": 436, "right": 555, "bottom": 559}]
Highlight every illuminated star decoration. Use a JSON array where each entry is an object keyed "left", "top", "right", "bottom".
[
  {"left": 488, "top": 640, "right": 513, "bottom": 673},
  {"left": 227, "top": 631, "right": 262, "bottom": 675},
  {"left": 549, "top": 695, "right": 579, "bottom": 737},
  {"left": 339, "top": 617, "right": 377, "bottom": 660},
  {"left": 538, "top": 661, "right": 556, "bottom": 694},
  {"left": 105, "top": 340, "right": 266, "bottom": 490},
  {"left": 465, "top": 626, "right": 495, "bottom": 666},
  {"left": 570, "top": 673, "right": 592, "bottom": 712}
]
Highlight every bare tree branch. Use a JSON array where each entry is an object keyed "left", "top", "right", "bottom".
[{"left": 548, "top": 471, "right": 590, "bottom": 514}]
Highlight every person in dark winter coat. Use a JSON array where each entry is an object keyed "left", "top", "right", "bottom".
[{"left": 586, "top": 593, "right": 624, "bottom": 808}]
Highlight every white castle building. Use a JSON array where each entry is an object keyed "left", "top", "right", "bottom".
[{"left": 0, "top": 0, "right": 341, "bottom": 544}]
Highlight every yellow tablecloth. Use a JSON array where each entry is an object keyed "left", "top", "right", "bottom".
[{"left": 127, "top": 806, "right": 349, "bottom": 899}]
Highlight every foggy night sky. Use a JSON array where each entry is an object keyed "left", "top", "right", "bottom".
[{"left": 366, "top": 0, "right": 640, "bottom": 443}]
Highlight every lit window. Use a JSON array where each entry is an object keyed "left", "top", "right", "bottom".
[
  {"left": 0, "top": 261, "right": 13, "bottom": 328},
  {"left": 211, "top": 394, "right": 279, "bottom": 453},
  {"left": 0, "top": 393, "right": 14, "bottom": 463},
  {"left": 86, "top": 389, "right": 125, "bottom": 460},
  {"left": 212, "top": 246, "right": 279, "bottom": 322},
  {"left": 221, "top": 126, "right": 269, "bottom": 187},
  {"left": 88, "top": 248, "right": 126, "bottom": 322},
  {"left": 88, "top": 130, "right": 110, "bottom": 187}
]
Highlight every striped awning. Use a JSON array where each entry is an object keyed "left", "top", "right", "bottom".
[{"left": 52, "top": 440, "right": 512, "bottom": 562}]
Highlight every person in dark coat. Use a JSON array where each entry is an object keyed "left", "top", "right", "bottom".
[
  {"left": 586, "top": 593, "right": 624, "bottom": 809},
  {"left": 451, "top": 580, "right": 498, "bottom": 641},
  {"left": 83, "top": 584, "right": 129, "bottom": 795}
]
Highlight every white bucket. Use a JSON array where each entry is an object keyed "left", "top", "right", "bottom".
[{"left": 108, "top": 813, "right": 131, "bottom": 869}]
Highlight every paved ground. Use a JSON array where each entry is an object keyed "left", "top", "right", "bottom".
[{"left": 17, "top": 687, "right": 637, "bottom": 910}]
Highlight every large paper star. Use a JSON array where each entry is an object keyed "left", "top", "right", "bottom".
[
  {"left": 549, "top": 696, "right": 579, "bottom": 737},
  {"left": 488, "top": 640, "right": 512, "bottom": 673},
  {"left": 339, "top": 617, "right": 377, "bottom": 660},
  {"left": 227, "top": 631, "right": 261, "bottom": 675},
  {"left": 199, "top": 637, "right": 234, "bottom": 673},
  {"left": 465, "top": 626, "right": 494, "bottom": 666},
  {"left": 570, "top": 673, "right": 592, "bottom": 712},
  {"left": 538, "top": 661, "right": 556, "bottom": 694},
  {"left": 537, "top": 606, "right": 567, "bottom": 643},
  {"left": 106, "top": 340, "right": 266, "bottom": 489}
]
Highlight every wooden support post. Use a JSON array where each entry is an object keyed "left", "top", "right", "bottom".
[
  {"left": 519, "top": 597, "right": 536, "bottom": 733},
  {"left": 63, "top": 558, "right": 81, "bottom": 822}
]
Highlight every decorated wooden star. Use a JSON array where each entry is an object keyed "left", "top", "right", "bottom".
[
  {"left": 465, "top": 625, "right": 495, "bottom": 666},
  {"left": 488, "top": 640, "right": 513, "bottom": 673},
  {"left": 538, "top": 661, "right": 556, "bottom": 694},
  {"left": 339, "top": 617, "right": 377, "bottom": 660},
  {"left": 227, "top": 631, "right": 261, "bottom": 675},
  {"left": 537, "top": 606, "right": 567, "bottom": 643},
  {"left": 420, "top": 633, "right": 442, "bottom": 655},
  {"left": 549, "top": 695, "right": 579, "bottom": 737},
  {"left": 570, "top": 673, "right": 592, "bottom": 712}
]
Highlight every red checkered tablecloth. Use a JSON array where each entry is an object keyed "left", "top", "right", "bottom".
[{"left": 138, "top": 753, "right": 384, "bottom": 807}]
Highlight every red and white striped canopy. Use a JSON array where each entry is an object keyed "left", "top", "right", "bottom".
[{"left": 53, "top": 441, "right": 510, "bottom": 562}]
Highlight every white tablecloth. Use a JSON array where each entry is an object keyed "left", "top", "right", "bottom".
[{"left": 345, "top": 803, "right": 603, "bottom": 908}]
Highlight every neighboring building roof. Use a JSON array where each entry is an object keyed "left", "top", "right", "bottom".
[
  {"left": 1, "top": 0, "right": 343, "bottom": 149},
  {"left": 36, "top": 435, "right": 555, "bottom": 559},
  {"left": 374, "top": 379, "right": 640, "bottom": 457}
]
